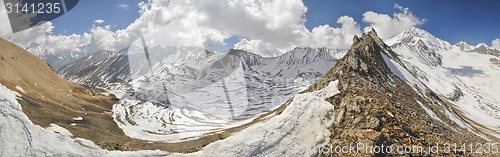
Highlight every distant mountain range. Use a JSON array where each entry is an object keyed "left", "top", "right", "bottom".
[
  {"left": 455, "top": 41, "right": 500, "bottom": 57},
  {"left": 58, "top": 44, "right": 347, "bottom": 141},
  {"left": 18, "top": 43, "right": 92, "bottom": 69}
]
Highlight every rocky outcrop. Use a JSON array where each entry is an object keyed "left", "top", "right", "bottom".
[
  {"left": 305, "top": 30, "right": 492, "bottom": 156},
  {"left": 491, "top": 58, "right": 500, "bottom": 66}
]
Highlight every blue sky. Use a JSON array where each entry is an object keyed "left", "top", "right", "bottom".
[
  {"left": 303, "top": 0, "right": 500, "bottom": 45},
  {"left": 51, "top": 0, "right": 143, "bottom": 34},
  {"left": 50, "top": 0, "right": 499, "bottom": 47}
]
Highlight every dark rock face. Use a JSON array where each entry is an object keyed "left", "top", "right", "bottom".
[
  {"left": 306, "top": 30, "right": 491, "bottom": 156},
  {"left": 307, "top": 29, "right": 404, "bottom": 92},
  {"left": 336, "top": 33, "right": 392, "bottom": 81},
  {"left": 472, "top": 44, "right": 500, "bottom": 57}
]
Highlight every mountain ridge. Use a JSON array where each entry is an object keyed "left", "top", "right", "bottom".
[
  {"left": 305, "top": 29, "right": 494, "bottom": 156},
  {"left": 58, "top": 45, "right": 346, "bottom": 87}
]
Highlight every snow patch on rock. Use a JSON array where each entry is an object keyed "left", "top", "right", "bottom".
[
  {"left": 46, "top": 124, "right": 74, "bottom": 137},
  {"left": 72, "top": 117, "right": 84, "bottom": 121},
  {"left": 416, "top": 100, "right": 443, "bottom": 123}
]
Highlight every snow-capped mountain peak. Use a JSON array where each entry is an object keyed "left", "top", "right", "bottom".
[
  {"left": 475, "top": 43, "right": 489, "bottom": 48},
  {"left": 387, "top": 27, "right": 453, "bottom": 51},
  {"left": 385, "top": 28, "right": 500, "bottom": 140},
  {"left": 454, "top": 41, "right": 475, "bottom": 52},
  {"left": 388, "top": 27, "right": 446, "bottom": 66}
]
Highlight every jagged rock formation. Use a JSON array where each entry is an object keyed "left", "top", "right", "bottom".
[
  {"left": 470, "top": 43, "right": 500, "bottom": 57},
  {"left": 305, "top": 29, "right": 493, "bottom": 156},
  {"left": 307, "top": 29, "right": 403, "bottom": 91}
]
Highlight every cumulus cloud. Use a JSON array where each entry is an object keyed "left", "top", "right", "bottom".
[
  {"left": 0, "top": 1, "right": 91, "bottom": 56},
  {"left": 197, "top": 0, "right": 311, "bottom": 56},
  {"left": 7, "top": 22, "right": 92, "bottom": 55},
  {"left": 362, "top": 4, "right": 425, "bottom": 40},
  {"left": 492, "top": 39, "right": 500, "bottom": 50},
  {"left": 3, "top": 0, "right": 360, "bottom": 57},
  {"left": 94, "top": 20, "right": 105, "bottom": 24},
  {"left": 194, "top": 0, "right": 361, "bottom": 56},
  {"left": 307, "top": 16, "right": 362, "bottom": 49},
  {"left": 82, "top": 0, "right": 228, "bottom": 52},
  {"left": 94, "top": 1, "right": 416, "bottom": 56},
  {"left": 0, "top": 0, "right": 424, "bottom": 58}
]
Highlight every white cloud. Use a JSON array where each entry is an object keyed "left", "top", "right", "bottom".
[
  {"left": 0, "top": 0, "right": 91, "bottom": 56},
  {"left": 83, "top": 0, "right": 228, "bottom": 52},
  {"left": 0, "top": 0, "right": 424, "bottom": 59},
  {"left": 492, "top": 39, "right": 500, "bottom": 50},
  {"left": 62, "top": 0, "right": 361, "bottom": 57},
  {"left": 194, "top": 0, "right": 361, "bottom": 56},
  {"left": 8, "top": 22, "right": 92, "bottom": 56},
  {"left": 117, "top": 4, "right": 130, "bottom": 10},
  {"left": 362, "top": 4, "right": 424, "bottom": 40},
  {"left": 197, "top": 0, "right": 311, "bottom": 56},
  {"left": 94, "top": 20, "right": 105, "bottom": 24},
  {"left": 307, "top": 16, "right": 362, "bottom": 49}
]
